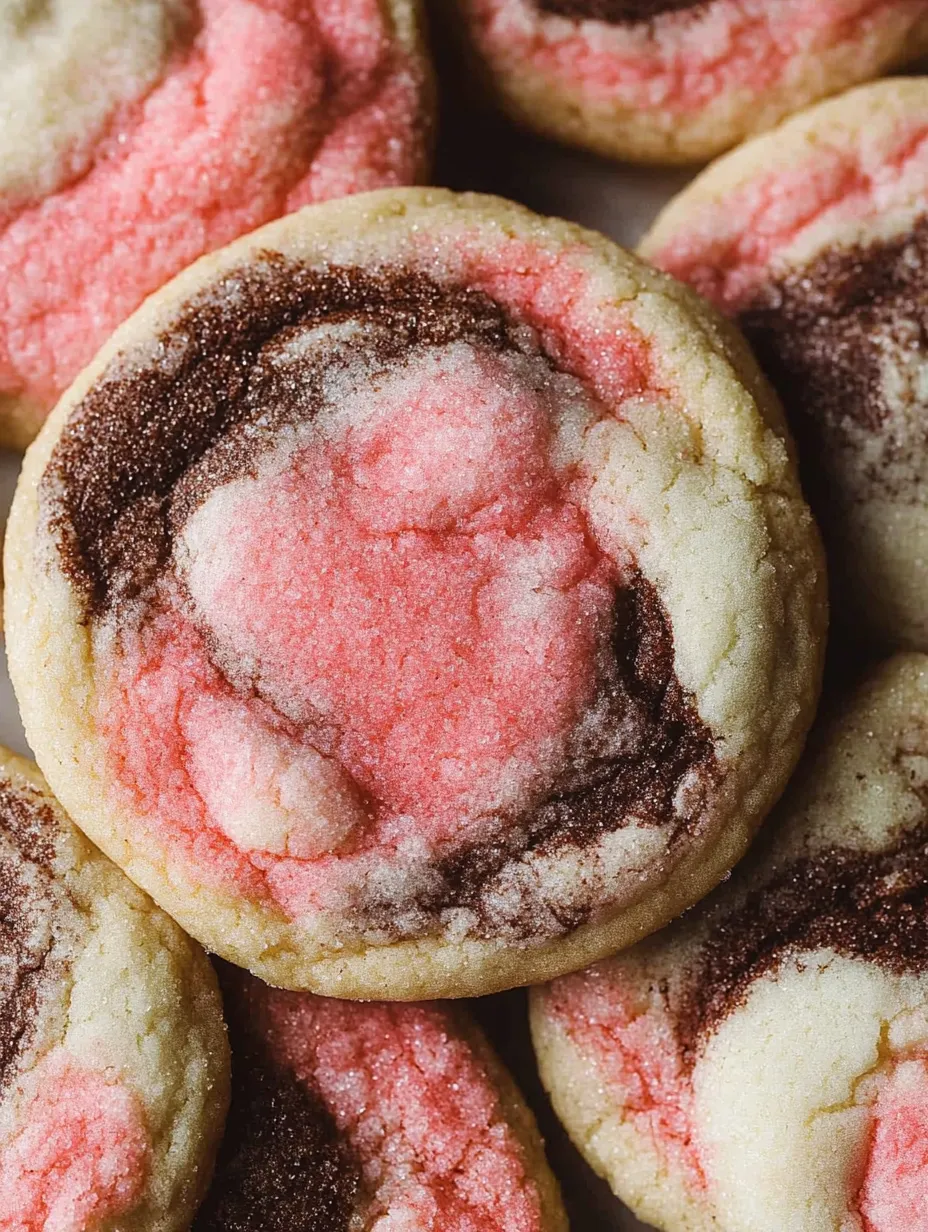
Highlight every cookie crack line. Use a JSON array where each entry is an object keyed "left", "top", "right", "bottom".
[
  {"left": 40, "top": 251, "right": 724, "bottom": 946},
  {"left": 672, "top": 820, "right": 928, "bottom": 1066}
]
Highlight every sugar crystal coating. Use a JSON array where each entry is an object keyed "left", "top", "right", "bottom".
[
  {"left": 643, "top": 86, "right": 928, "bottom": 649},
  {"left": 861, "top": 1060, "right": 928, "bottom": 1231},
  {"left": 0, "top": 1060, "right": 151, "bottom": 1232},
  {"left": 32, "top": 239, "right": 723, "bottom": 950},
  {"left": 198, "top": 967, "right": 550, "bottom": 1230},
  {"left": 179, "top": 345, "right": 614, "bottom": 834},
  {"left": 467, "top": 0, "right": 912, "bottom": 108},
  {"left": 0, "top": 0, "right": 427, "bottom": 428},
  {"left": 534, "top": 656, "right": 928, "bottom": 1231},
  {"left": 17, "top": 183, "right": 826, "bottom": 1001}
]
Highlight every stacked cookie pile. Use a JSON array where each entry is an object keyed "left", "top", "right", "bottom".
[{"left": 1, "top": 2, "right": 928, "bottom": 1229}]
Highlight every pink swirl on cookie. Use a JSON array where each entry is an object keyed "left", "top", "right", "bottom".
[
  {"left": 642, "top": 80, "right": 928, "bottom": 651},
  {"left": 0, "top": 1060, "right": 150, "bottom": 1232},
  {"left": 448, "top": 0, "right": 928, "bottom": 161},
  {"left": 543, "top": 966, "right": 703, "bottom": 1190},
  {"left": 23, "top": 193, "right": 823, "bottom": 996},
  {"left": 44, "top": 235, "right": 723, "bottom": 952},
  {"left": 538, "top": 822, "right": 928, "bottom": 1227},
  {"left": 193, "top": 965, "right": 555, "bottom": 1230},
  {"left": 0, "top": 0, "right": 429, "bottom": 441},
  {"left": 860, "top": 1060, "right": 928, "bottom": 1230},
  {"left": 0, "top": 780, "right": 153, "bottom": 1232},
  {"left": 476, "top": 0, "right": 914, "bottom": 109},
  {"left": 533, "top": 656, "right": 928, "bottom": 1232},
  {"left": 649, "top": 114, "right": 928, "bottom": 311}
]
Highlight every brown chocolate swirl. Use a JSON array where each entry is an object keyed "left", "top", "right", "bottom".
[
  {"left": 536, "top": 0, "right": 706, "bottom": 22},
  {"left": 674, "top": 820, "right": 928, "bottom": 1066},
  {"left": 0, "top": 781, "right": 67, "bottom": 1098},
  {"left": 740, "top": 215, "right": 928, "bottom": 504},
  {"left": 193, "top": 964, "right": 360, "bottom": 1232},
  {"left": 360, "top": 570, "right": 718, "bottom": 939},
  {"left": 44, "top": 259, "right": 522, "bottom": 620},
  {"left": 42, "top": 256, "right": 719, "bottom": 941}
]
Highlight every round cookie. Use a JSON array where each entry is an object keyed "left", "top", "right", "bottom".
[
  {"left": 440, "top": 0, "right": 928, "bottom": 165},
  {"left": 0, "top": 745, "right": 229, "bottom": 1232},
  {"left": 192, "top": 964, "right": 567, "bottom": 1230},
  {"left": 0, "top": 0, "right": 432, "bottom": 449},
  {"left": 532, "top": 653, "right": 928, "bottom": 1232},
  {"left": 642, "top": 78, "right": 928, "bottom": 651},
  {"left": 5, "top": 188, "right": 825, "bottom": 999}
]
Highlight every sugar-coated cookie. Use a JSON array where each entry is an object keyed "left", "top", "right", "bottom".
[
  {"left": 533, "top": 653, "right": 928, "bottom": 1232},
  {"left": 0, "top": 745, "right": 229, "bottom": 1232},
  {"left": 6, "top": 188, "right": 825, "bottom": 999},
  {"left": 643, "top": 78, "right": 928, "bottom": 651},
  {"left": 192, "top": 964, "right": 567, "bottom": 1230},
  {"left": 0, "top": 0, "right": 432, "bottom": 448},
  {"left": 441, "top": 0, "right": 928, "bottom": 164}
]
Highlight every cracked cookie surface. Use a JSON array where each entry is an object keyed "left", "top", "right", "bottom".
[
  {"left": 643, "top": 78, "right": 928, "bottom": 651},
  {"left": 5, "top": 188, "right": 825, "bottom": 998},
  {"left": 532, "top": 653, "right": 928, "bottom": 1232},
  {"left": 441, "top": 0, "right": 928, "bottom": 164},
  {"left": 0, "top": 745, "right": 229, "bottom": 1232}
]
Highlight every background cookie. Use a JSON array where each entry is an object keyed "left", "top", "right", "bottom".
[
  {"left": 0, "top": 745, "right": 229, "bottom": 1232},
  {"left": 0, "top": 0, "right": 432, "bottom": 448},
  {"left": 193, "top": 965, "right": 567, "bottom": 1230},
  {"left": 532, "top": 653, "right": 928, "bottom": 1232},
  {"left": 643, "top": 78, "right": 928, "bottom": 651},
  {"left": 6, "top": 188, "right": 825, "bottom": 999},
  {"left": 439, "top": 0, "right": 928, "bottom": 165}
]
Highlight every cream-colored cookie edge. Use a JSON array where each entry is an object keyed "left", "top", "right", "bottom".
[{"left": 6, "top": 187, "right": 824, "bottom": 999}]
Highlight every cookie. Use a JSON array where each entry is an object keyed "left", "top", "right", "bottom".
[
  {"left": 532, "top": 653, "right": 928, "bottom": 1232},
  {"left": 0, "top": 745, "right": 229, "bottom": 1232},
  {"left": 192, "top": 963, "right": 566, "bottom": 1230},
  {"left": 642, "top": 78, "right": 928, "bottom": 651},
  {"left": 5, "top": 188, "right": 825, "bottom": 999},
  {"left": 440, "top": 1, "right": 928, "bottom": 165},
  {"left": 0, "top": 0, "right": 432, "bottom": 449}
]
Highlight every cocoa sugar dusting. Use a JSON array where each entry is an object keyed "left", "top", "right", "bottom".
[
  {"left": 740, "top": 214, "right": 928, "bottom": 501},
  {"left": 674, "top": 821, "right": 928, "bottom": 1066},
  {"left": 537, "top": 0, "right": 706, "bottom": 22},
  {"left": 192, "top": 963, "right": 360, "bottom": 1232},
  {"left": 43, "top": 255, "right": 719, "bottom": 939},
  {"left": 44, "top": 258, "right": 519, "bottom": 620},
  {"left": 0, "top": 786, "right": 64, "bottom": 1098},
  {"left": 359, "top": 570, "right": 719, "bottom": 939}
]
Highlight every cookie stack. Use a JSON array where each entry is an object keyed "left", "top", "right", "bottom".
[{"left": 0, "top": 2, "right": 926, "bottom": 1229}]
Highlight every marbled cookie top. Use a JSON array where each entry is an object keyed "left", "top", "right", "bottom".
[
  {"left": 0, "top": 748, "right": 228, "bottom": 1232},
  {"left": 443, "top": 0, "right": 928, "bottom": 163},
  {"left": 0, "top": 775, "right": 76, "bottom": 1107},
  {"left": 6, "top": 189, "right": 824, "bottom": 998},
  {"left": 193, "top": 965, "right": 566, "bottom": 1231},
  {"left": 0, "top": 0, "right": 431, "bottom": 446},
  {"left": 534, "top": 653, "right": 928, "bottom": 1232},
  {"left": 643, "top": 78, "right": 928, "bottom": 649}
]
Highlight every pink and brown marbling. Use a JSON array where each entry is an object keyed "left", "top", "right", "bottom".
[
  {"left": 8, "top": 191, "right": 823, "bottom": 997},
  {"left": 641, "top": 78, "right": 928, "bottom": 650},
  {"left": 54, "top": 246, "right": 715, "bottom": 949},
  {"left": 193, "top": 964, "right": 566, "bottom": 1230},
  {"left": 647, "top": 111, "right": 928, "bottom": 311},
  {"left": 533, "top": 654, "right": 928, "bottom": 1232},
  {"left": 0, "top": 0, "right": 431, "bottom": 446},
  {"left": 443, "top": 0, "right": 928, "bottom": 162},
  {"left": 0, "top": 749, "right": 228, "bottom": 1232}
]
